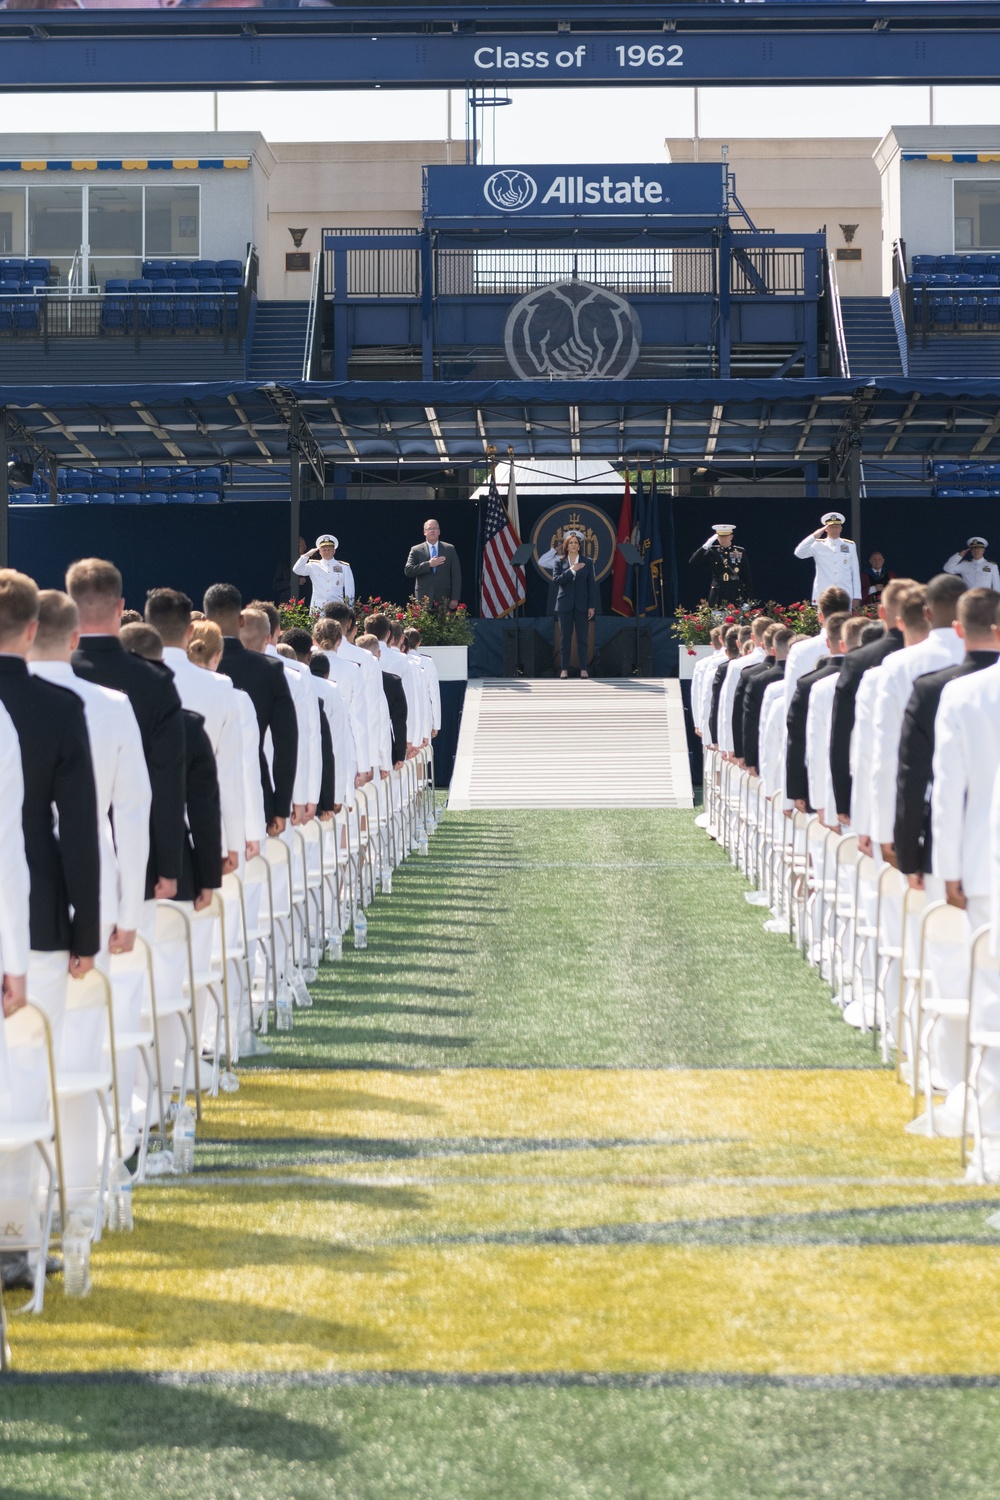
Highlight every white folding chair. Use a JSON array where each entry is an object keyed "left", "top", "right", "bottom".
[
  {"left": 107, "top": 939, "right": 163, "bottom": 1179},
  {"left": 0, "top": 1003, "right": 63, "bottom": 1314},
  {"left": 962, "top": 926, "right": 1000, "bottom": 1175},
  {"left": 56, "top": 969, "right": 118, "bottom": 1236},
  {"left": 910, "top": 900, "right": 972, "bottom": 1132}
]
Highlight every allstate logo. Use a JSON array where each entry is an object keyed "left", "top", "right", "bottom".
[
  {"left": 483, "top": 169, "right": 537, "bottom": 213},
  {"left": 504, "top": 279, "right": 642, "bottom": 380}
]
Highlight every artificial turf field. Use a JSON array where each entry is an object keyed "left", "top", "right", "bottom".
[{"left": 5, "top": 809, "right": 1000, "bottom": 1498}]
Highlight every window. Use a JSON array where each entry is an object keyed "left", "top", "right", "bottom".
[
  {"left": 0, "top": 188, "right": 25, "bottom": 256},
  {"left": 144, "top": 185, "right": 199, "bottom": 257},
  {"left": 88, "top": 185, "right": 142, "bottom": 255},
  {"left": 954, "top": 181, "right": 1000, "bottom": 251},
  {"left": 29, "top": 186, "right": 83, "bottom": 256}
]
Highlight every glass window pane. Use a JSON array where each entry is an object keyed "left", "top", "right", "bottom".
[
  {"left": 954, "top": 181, "right": 1000, "bottom": 251},
  {"left": 28, "top": 185, "right": 83, "bottom": 256},
  {"left": 88, "top": 185, "right": 142, "bottom": 256},
  {"left": 88, "top": 256, "right": 143, "bottom": 289},
  {"left": 0, "top": 188, "right": 26, "bottom": 256},
  {"left": 144, "top": 185, "right": 199, "bottom": 257}
]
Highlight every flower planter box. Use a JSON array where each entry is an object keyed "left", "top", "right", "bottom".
[
  {"left": 678, "top": 643, "right": 715, "bottom": 680},
  {"left": 421, "top": 645, "right": 469, "bottom": 682}
]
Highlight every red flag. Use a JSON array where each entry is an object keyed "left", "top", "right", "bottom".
[{"left": 611, "top": 468, "right": 634, "bottom": 617}]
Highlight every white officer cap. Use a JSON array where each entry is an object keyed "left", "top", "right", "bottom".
[
  {"left": 316, "top": 534, "right": 338, "bottom": 549},
  {"left": 822, "top": 511, "right": 845, "bottom": 525},
  {"left": 713, "top": 523, "right": 736, "bottom": 535},
  {"left": 968, "top": 535, "right": 988, "bottom": 548}
]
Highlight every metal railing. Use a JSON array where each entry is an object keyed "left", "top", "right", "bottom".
[
  {"left": 730, "top": 248, "right": 806, "bottom": 295},
  {"left": 0, "top": 290, "right": 246, "bottom": 351},
  {"left": 323, "top": 227, "right": 422, "bottom": 298},
  {"left": 824, "top": 248, "right": 850, "bottom": 378},
  {"left": 302, "top": 250, "right": 323, "bottom": 381}
]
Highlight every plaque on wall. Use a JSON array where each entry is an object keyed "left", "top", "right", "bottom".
[
  {"left": 836, "top": 248, "right": 862, "bottom": 262},
  {"left": 285, "top": 252, "right": 311, "bottom": 272}
]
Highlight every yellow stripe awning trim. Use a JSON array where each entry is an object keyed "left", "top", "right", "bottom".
[
  {"left": 223, "top": 159, "right": 250, "bottom": 169},
  {"left": 122, "top": 160, "right": 149, "bottom": 171},
  {"left": 71, "top": 161, "right": 98, "bottom": 171},
  {"left": 20, "top": 161, "right": 47, "bottom": 171}
]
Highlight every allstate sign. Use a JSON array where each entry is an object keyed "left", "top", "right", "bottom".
[
  {"left": 505, "top": 280, "right": 641, "bottom": 381},
  {"left": 483, "top": 170, "right": 537, "bottom": 213},
  {"left": 424, "top": 162, "right": 726, "bottom": 220}
]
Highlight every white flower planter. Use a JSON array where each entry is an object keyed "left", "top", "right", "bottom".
[
  {"left": 678, "top": 643, "right": 715, "bottom": 680},
  {"left": 421, "top": 645, "right": 469, "bottom": 682}
]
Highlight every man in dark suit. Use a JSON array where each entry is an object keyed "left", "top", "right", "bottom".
[
  {"left": 895, "top": 587, "right": 1000, "bottom": 885},
  {"left": 0, "top": 569, "right": 101, "bottom": 1035},
  {"left": 203, "top": 584, "right": 298, "bottom": 837},
  {"left": 829, "top": 576, "right": 912, "bottom": 822},
  {"left": 404, "top": 518, "right": 462, "bottom": 608},
  {"left": 742, "top": 626, "right": 794, "bottom": 777},
  {"left": 786, "top": 612, "right": 850, "bottom": 809},
  {"left": 66, "top": 557, "right": 185, "bottom": 914}
]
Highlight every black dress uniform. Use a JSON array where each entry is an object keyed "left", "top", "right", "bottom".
[
  {"left": 688, "top": 537, "right": 752, "bottom": 605},
  {"left": 785, "top": 657, "right": 842, "bottom": 808},
  {"left": 742, "top": 658, "right": 787, "bottom": 775},
  {"left": 829, "top": 628, "right": 904, "bottom": 819},
  {"left": 894, "top": 650, "right": 1000, "bottom": 876}
]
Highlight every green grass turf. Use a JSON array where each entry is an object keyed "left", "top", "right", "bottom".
[
  {"left": 4, "top": 1382, "right": 1000, "bottom": 1500},
  {"left": 246, "top": 809, "right": 878, "bottom": 1071}
]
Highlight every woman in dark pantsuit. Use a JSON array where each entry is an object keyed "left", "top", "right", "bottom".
[{"left": 551, "top": 531, "right": 599, "bottom": 678}]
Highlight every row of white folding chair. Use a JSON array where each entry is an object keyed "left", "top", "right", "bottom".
[{"left": 714, "top": 780, "right": 1000, "bottom": 1173}]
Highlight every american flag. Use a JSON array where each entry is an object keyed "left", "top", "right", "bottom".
[{"left": 479, "top": 466, "right": 526, "bottom": 619}]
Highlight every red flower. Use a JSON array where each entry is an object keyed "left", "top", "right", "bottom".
[
  {"left": 687, "top": 647, "right": 696, "bottom": 656},
  {"left": 725, "top": 615, "right": 735, "bottom": 624}
]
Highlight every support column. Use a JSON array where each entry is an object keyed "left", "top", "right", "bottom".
[
  {"left": 848, "top": 435, "right": 862, "bottom": 559},
  {"left": 289, "top": 406, "right": 302, "bottom": 584},
  {"left": 332, "top": 247, "right": 349, "bottom": 382},
  {"left": 717, "top": 229, "right": 731, "bottom": 379}
]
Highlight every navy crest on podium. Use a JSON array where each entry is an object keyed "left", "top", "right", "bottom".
[
  {"left": 504, "top": 279, "right": 642, "bottom": 380},
  {"left": 531, "top": 504, "right": 618, "bottom": 581}
]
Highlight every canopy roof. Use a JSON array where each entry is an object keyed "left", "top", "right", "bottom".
[{"left": 7, "top": 377, "right": 1000, "bottom": 471}]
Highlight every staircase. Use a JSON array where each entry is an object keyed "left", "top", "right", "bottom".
[
  {"left": 448, "top": 678, "right": 693, "bottom": 810},
  {"left": 839, "top": 297, "right": 905, "bottom": 377},
  {"left": 908, "top": 336, "right": 1000, "bottom": 378},
  {"left": 246, "top": 301, "right": 310, "bottom": 381}
]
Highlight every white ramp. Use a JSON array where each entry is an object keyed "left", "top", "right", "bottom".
[{"left": 448, "top": 678, "right": 693, "bottom": 810}]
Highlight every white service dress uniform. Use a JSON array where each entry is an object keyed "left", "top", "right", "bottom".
[
  {"left": 943, "top": 553, "right": 1000, "bottom": 592},
  {"left": 292, "top": 554, "right": 356, "bottom": 612},
  {"left": 794, "top": 533, "right": 862, "bottom": 604}
]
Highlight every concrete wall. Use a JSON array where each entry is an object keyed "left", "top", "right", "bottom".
[
  {"left": 258, "top": 140, "right": 451, "bottom": 299},
  {"left": 665, "top": 137, "right": 883, "bottom": 296}
]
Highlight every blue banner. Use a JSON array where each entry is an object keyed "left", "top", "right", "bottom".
[{"left": 424, "top": 164, "right": 727, "bottom": 223}]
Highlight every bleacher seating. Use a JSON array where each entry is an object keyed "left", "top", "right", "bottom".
[
  {"left": 100, "top": 263, "right": 241, "bottom": 337},
  {"left": 9, "top": 466, "right": 226, "bottom": 505},
  {"left": 909, "top": 254, "right": 1000, "bottom": 331},
  {"left": 929, "top": 460, "right": 1000, "bottom": 498}
]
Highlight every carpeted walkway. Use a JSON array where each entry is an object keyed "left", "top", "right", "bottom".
[{"left": 5, "top": 810, "right": 1000, "bottom": 1498}]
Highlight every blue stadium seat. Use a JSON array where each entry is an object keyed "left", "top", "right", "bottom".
[
  {"left": 24, "top": 259, "right": 49, "bottom": 282},
  {"left": 142, "top": 261, "right": 168, "bottom": 280},
  {"left": 61, "top": 492, "right": 90, "bottom": 505},
  {"left": 217, "top": 260, "right": 243, "bottom": 282},
  {"left": 166, "top": 261, "right": 192, "bottom": 278},
  {"left": 119, "top": 467, "right": 143, "bottom": 488},
  {"left": 171, "top": 470, "right": 197, "bottom": 491},
  {"left": 173, "top": 277, "right": 199, "bottom": 294},
  {"left": 13, "top": 298, "right": 39, "bottom": 332},
  {"left": 168, "top": 491, "right": 195, "bottom": 504},
  {"left": 115, "top": 492, "right": 142, "bottom": 505},
  {"left": 197, "top": 467, "right": 223, "bottom": 488},
  {"left": 936, "top": 488, "right": 964, "bottom": 500},
  {"left": 192, "top": 491, "right": 220, "bottom": 504},
  {"left": 145, "top": 467, "right": 174, "bottom": 486},
  {"left": 91, "top": 490, "right": 117, "bottom": 505},
  {"left": 101, "top": 294, "right": 130, "bottom": 332},
  {"left": 196, "top": 289, "right": 222, "bottom": 332},
  {"left": 149, "top": 294, "right": 173, "bottom": 332},
  {"left": 192, "top": 261, "right": 217, "bottom": 278},
  {"left": 142, "top": 491, "right": 169, "bottom": 505}
]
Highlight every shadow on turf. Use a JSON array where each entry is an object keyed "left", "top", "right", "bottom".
[{"left": 0, "top": 1388, "right": 349, "bottom": 1468}]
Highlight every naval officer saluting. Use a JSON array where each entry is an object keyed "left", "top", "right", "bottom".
[
  {"left": 943, "top": 535, "right": 1000, "bottom": 592},
  {"left": 794, "top": 510, "right": 862, "bottom": 608},
  {"left": 293, "top": 535, "right": 355, "bottom": 614},
  {"left": 688, "top": 523, "right": 752, "bottom": 606}
]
